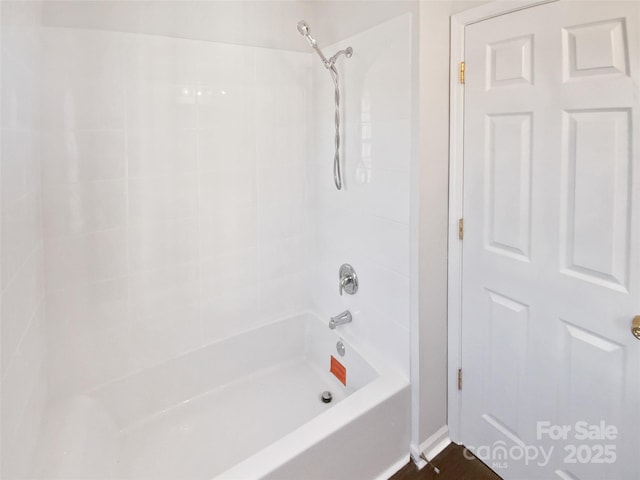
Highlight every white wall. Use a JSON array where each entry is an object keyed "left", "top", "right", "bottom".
[
  {"left": 309, "top": 14, "right": 414, "bottom": 377},
  {"left": 0, "top": 1, "right": 48, "bottom": 478},
  {"left": 416, "top": 0, "right": 489, "bottom": 451},
  {"left": 41, "top": 27, "right": 312, "bottom": 399}
]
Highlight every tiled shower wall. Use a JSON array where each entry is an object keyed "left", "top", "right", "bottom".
[
  {"left": 0, "top": 2, "right": 48, "bottom": 477},
  {"left": 41, "top": 27, "right": 312, "bottom": 399},
  {"left": 310, "top": 14, "right": 413, "bottom": 376}
]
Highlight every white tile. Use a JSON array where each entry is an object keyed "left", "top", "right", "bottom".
[
  {"left": 258, "top": 236, "right": 309, "bottom": 282},
  {"left": 199, "top": 170, "right": 256, "bottom": 213},
  {"left": 254, "top": 93, "right": 308, "bottom": 167},
  {"left": 257, "top": 202, "right": 307, "bottom": 243},
  {"left": 126, "top": 81, "right": 197, "bottom": 130},
  {"left": 319, "top": 207, "right": 410, "bottom": 278},
  {"left": 342, "top": 121, "right": 411, "bottom": 177},
  {"left": 357, "top": 259, "right": 411, "bottom": 330},
  {"left": 197, "top": 124, "right": 255, "bottom": 174},
  {"left": 42, "top": 77, "right": 125, "bottom": 131},
  {"left": 43, "top": 180, "right": 126, "bottom": 236},
  {"left": 347, "top": 168, "right": 410, "bottom": 224},
  {"left": 200, "top": 248, "right": 259, "bottom": 299},
  {"left": 1, "top": 251, "right": 44, "bottom": 377},
  {"left": 196, "top": 86, "right": 255, "bottom": 131},
  {"left": 256, "top": 163, "right": 306, "bottom": 209},
  {"left": 128, "top": 264, "right": 200, "bottom": 320},
  {"left": 1, "top": 365, "right": 47, "bottom": 479},
  {"left": 48, "top": 326, "right": 135, "bottom": 395},
  {"left": 46, "top": 279, "right": 128, "bottom": 340},
  {"left": 368, "top": 120, "right": 411, "bottom": 172},
  {"left": 44, "top": 228, "right": 127, "bottom": 287},
  {"left": 128, "top": 174, "right": 198, "bottom": 224},
  {"left": 254, "top": 49, "right": 310, "bottom": 89},
  {"left": 126, "top": 305, "right": 204, "bottom": 367},
  {"left": 338, "top": 16, "right": 411, "bottom": 123},
  {"left": 355, "top": 215, "right": 410, "bottom": 277},
  {"left": 41, "top": 130, "right": 126, "bottom": 184},
  {"left": 198, "top": 206, "right": 257, "bottom": 259},
  {"left": 0, "top": 308, "right": 45, "bottom": 439},
  {"left": 127, "top": 219, "right": 198, "bottom": 272},
  {"left": 1, "top": 130, "right": 40, "bottom": 208},
  {"left": 42, "top": 28, "right": 126, "bottom": 131},
  {"left": 127, "top": 129, "right": 197, "bottom": 178},
  {"left": 200, "top": 286, "right": 261, "bottom": 342},
  {"left": 1, "top": 189, "right": 42, "bottom": 288},
  {"left": 0, "top": 53, "right": 40, "bottom": 131},
  {"left": 259, "top": 272, "right": 310, "bottom": 320}
]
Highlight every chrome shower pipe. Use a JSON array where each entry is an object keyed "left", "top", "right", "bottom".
[{"left": 297, "top": 20, "right": 352, "bottom": 190}]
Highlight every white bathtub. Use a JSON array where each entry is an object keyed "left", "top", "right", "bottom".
[{"left": 34, "top": 312, "right": 410, "bottom": 480}]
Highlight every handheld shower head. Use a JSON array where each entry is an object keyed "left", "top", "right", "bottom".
[
  {"left": 295, "top": 19, "right": 352, "bottom": 192},
  {"left": 297, "top": 20, "right": 316, "bottom": 47},
  {"left": 296, "top": 20, "right": 309, "bottom": 36}
]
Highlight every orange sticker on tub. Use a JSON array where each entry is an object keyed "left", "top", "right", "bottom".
[{"left": 330, "top": 356, "right": 346, "bottom": 386}]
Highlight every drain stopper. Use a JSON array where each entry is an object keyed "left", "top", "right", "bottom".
[{"left": 321, "top": 391, "right": 333, "bottom": 403}]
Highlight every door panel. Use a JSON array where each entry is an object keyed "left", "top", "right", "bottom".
[
  {"left": 561, "top": 108, "right": 632, "bottom": 291},
  {"left": 461, "top": 2, "right": 639, "bottom": 479}
]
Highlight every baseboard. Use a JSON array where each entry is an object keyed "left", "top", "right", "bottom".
[
  {"left": 375, "top": 454, "right": 411, "bottom": 480},
  {"left": 409, "top": 425, "right": 451, "bottom": 469}
]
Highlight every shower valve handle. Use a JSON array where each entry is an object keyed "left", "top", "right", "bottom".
[{"left": 338, "top": 264, "right": 358, "bottom": 296}]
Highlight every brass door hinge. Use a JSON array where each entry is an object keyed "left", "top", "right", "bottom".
[
  {"left": 458, "top": 368, "right": 463, "bottom": 390},
  {"left": 458, "top": 218, "right": 464, "bottom": 240},
  {"left": 459, "top": 61, "right": 465, "bottom": 84}
]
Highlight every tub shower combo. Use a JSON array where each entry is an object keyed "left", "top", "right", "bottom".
[{"left": 5, "top": 6, "right": 413, "bottom": 479}]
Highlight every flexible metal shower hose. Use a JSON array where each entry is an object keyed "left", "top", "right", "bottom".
[{"left": 329, "top": 65, "right": 342, "bottom": 190}]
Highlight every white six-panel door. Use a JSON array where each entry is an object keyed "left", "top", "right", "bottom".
[{"left": 460, "top": 2, "right": 639, "bottom": 479}]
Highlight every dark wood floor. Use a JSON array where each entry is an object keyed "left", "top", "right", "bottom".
[{"left": 389, "top": 444, "right": 503, "bottom": 480}]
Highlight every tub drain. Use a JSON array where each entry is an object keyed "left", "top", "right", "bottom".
[{"left": 321, "top": 391, "right": 333, "bottom": 403}]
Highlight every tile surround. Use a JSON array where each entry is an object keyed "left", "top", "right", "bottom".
[
  {"left": 1, "top": 9, "right": 413, "bottom": 476},
  {"left": 40, "top": 14, "right": 413, "bottom": 395},
  {"left": 309, "top": 15, "right": 413, "bottom": 376},
  {"left": 41, "top": 27, "right": 315, "bottom": 396}
]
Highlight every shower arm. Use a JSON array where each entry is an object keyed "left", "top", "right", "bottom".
[{"left": 297, "top": 21, "right": 352, "bottom": 190}]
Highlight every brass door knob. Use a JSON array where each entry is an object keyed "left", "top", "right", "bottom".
[{"left": 633, "top": 316, "right": 640, "bottom": 340}]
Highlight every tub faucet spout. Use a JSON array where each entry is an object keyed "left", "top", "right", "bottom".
[{"left": 329, "top": 310, "right": 352, "bottom": 329}]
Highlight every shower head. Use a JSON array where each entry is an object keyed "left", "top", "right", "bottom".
[
  {"left": 297, "top": 20, "right": 317, "bottom": 47},
  {"left": 297, "top": 20, "right": 310, "bottom": 36},
  {"left": 297, "top": 19, "right": 352, "bottom": 71}
]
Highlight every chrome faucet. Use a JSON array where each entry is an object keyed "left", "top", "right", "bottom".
[
  {"left": 338, "top": 264, "right": 358, "bottom": 296},
  {"left": 329, "top": 310, "right": 352, "bottom": 329}
]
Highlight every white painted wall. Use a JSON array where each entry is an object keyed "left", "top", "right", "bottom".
[
  {"left": 41, "top": 27, "right": 313, "bottom": 399},
  {"left": 416, "top": 0, "right": 489, "bottom": 453},
  {"left": 0, "top": 1, "right": 48, "bottom": 478}
]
